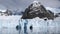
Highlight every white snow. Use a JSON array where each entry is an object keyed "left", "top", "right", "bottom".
[
  {"left": 33, "top": 1, "right": 39, "bottom": 3},
  {"left": 32, "top": 1, "right": 41, "bottom": 7},
  {"left": 46, "top": 7, "right": 60, "bottom": 13},
  {"left": 0, "top": 9, "right": 6, "bottom": 12}
]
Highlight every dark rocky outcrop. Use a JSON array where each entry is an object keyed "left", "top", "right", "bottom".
[
  {"left": 46, "top": 10, "right": 54, "bottom": 20},
  {"left": 21, "top": 1, "right": 59, "bottom": 20},
  {"left": 5, "top": 9, "right": 12, "bottom": 15},
  {"left": 54, "top": 13, "right": 60, "bottom": 18}
]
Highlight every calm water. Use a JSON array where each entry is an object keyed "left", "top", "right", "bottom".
[
  {"left": 0, "top": 26, "right": 60, "bottom": 34},
  {"left": 0, "top": 16, "right": 60, "bottom": 34}
]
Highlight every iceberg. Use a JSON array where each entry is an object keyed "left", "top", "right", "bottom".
[{"left": 19, "top": 17, "right": 60, "bottom": 34}]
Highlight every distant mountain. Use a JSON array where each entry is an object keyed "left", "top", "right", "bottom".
[
  {"left": 12, "top": 9, "right": 24, "bottom": 15},
  {"left": 0, "top": 9, "right": 24, "bottom": 15},
  {"left": 21, "top": 1, "right": 55, "bottom": 20},
  {"left": 0, "top": 9, "right": 12, "bottom": 16}
]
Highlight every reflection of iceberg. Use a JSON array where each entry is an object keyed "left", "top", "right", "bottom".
[
  {"left": 19, "top": 17, "right": 60, "bottom": 34},
  {"left": 0, "top": 15, "right": 60, "bottom": 34}
]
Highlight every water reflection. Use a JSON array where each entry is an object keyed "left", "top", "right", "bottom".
[
  {"left": 24, "top": 23, "right": 28, "bottom": 34},
  {"left": 16, "top": 19, "right": 28, "bottom": 34},
  {"left": 24, "top": 19, "right": 28, "bottom": 34},
  {"left": 16, "top": 25, "right": 21, "bottom": 30},
  {"left": 18, "top": 29, "right": 21, "bottom": 34},
  {"left": 30, "top": 25, "right": 33, "bottom": 32},
  {"left": 16, "top": 25, "right": 21, "bottom": 34},
  {"left": 16, "top": 19, "right": 21, "bottom": 34},
  {"left": 15, "top": 19, "right": 60, "bottom": 34}
]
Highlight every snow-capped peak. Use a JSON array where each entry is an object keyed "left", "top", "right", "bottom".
[
  {"left": 0, "top": 9, "right": 6, "bottom": 12},
  {"left": 32, "top": 1, "right": 41, "bottom": 7},
  {"left": 33, "top": 1, "right": 39, "bottom": 3}
]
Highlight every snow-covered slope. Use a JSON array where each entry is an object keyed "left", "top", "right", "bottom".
[{"left": 46, "top": 7, "right": 60, "bottom": 13}]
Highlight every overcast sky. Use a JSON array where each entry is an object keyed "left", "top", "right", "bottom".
[{"left": 0, "top": 0, "right": 60, "bottom": 11}]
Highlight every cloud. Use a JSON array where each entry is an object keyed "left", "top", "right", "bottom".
[
  {"left": 0, "top": 4, "right": 6, "bottom": 10},
  {"left": 0, "top": 0, "right": 60, "bottom": 10}
]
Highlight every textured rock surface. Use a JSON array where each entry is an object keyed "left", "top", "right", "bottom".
[{"left": 22, "top": 1, "right": 55, "bottom": 20}]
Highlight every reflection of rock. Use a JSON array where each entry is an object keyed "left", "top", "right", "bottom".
[
  {"left": 30, "top": 25, "right": 33, "bottom": 30},
  {"left": 21, "top": 1, "right": 58, "bottom": 20},
  {"left": 44, "top": 18, "right": 47, "bottom": 21},
  {"left": 16, "top": 25, "right": 21, "bottom": 30}
]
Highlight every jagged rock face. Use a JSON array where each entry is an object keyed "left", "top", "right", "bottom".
[
  {"left": 21, "top": 1, "right": 54, "bottom": 20},
  {"left": 54, "top": 13, "right": 60, "bottom": 18},
  {"left": 5, "top": 9, "right": 12, "bottom": 15},
  {"left": 46, "top": 10, "right": 54, "bottom": 20}
]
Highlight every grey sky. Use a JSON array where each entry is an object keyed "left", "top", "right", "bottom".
[{"left": 0, "top": 0, "right": 60, "bottom": 11}]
